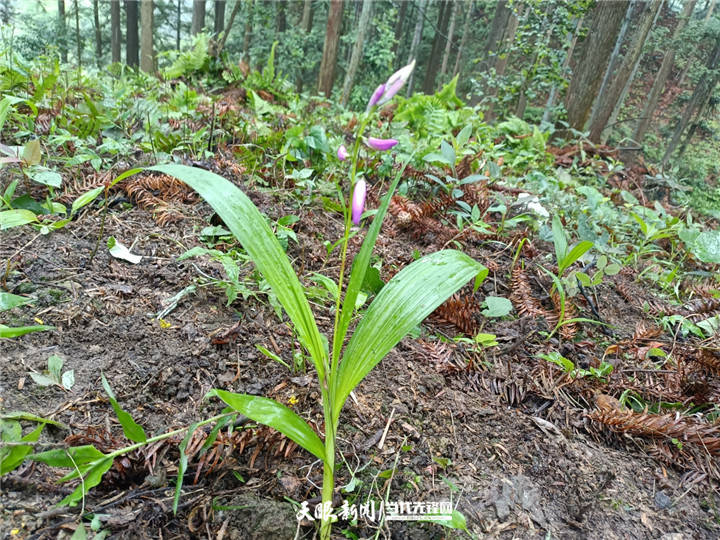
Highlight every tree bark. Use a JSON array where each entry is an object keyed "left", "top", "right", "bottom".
[
  {"left": 176, "top": 0, "right": 181, "bottom": 49},
  {"left": 192, "top": 0, "right": 206, "bottom": 35},
  {"left": 563, "top": 1, "right": 628, "bottom": 133},
  {"left": 662, "top": 36, "right": 720, "bottom": 167},
  {"left": 140, "top": 0, "right": 154, "bottom": 73},
  {"left": 243, "top": 0, "right": 254, "bottom": 62},
  {"left": 340, "top": 0, "right": 372, "bottom": 106},
  {"left": 453, "top": 0, "right": 472, "bottom": 77},
  {"left": 317, "top": 0, "right": 343, "bottom": 97},
  {"left": 111, "top": 0, "right": 121, "bottom": 63},
  {"left": 74, "top": 0, "right": 82, "bottom": 68},
  {"left": 633, "top": 0, "right": 697, "bottom": 144},
  {"left": 423, "top": 0, "right": 452, "bottom": 93},
  {"left": 439, "top": 0, "right": 458, "bottom": 80},
  {"left": 126, "top": 0, "right": 139, "bottom": 67},
  {"left": 214, "top": 0, "right": 226, "bottom": 37},
  {"left": 58, "top": 0, "right": 68, "bottom": 63},
  {"left": 588, "top": 0, "right": 662, "bottom": 143},
  {"left": 542, "top": 15, "right": 583, "bottom": 123},
  {"left": 276, "top": 0, "right": 286, "bottom": 33},
  {"left": 392, "top": 0, "right": 408, "bottom": 62},
  {"left": 480, "top": 0, "right": 512, "bottom": 73},
  {"left": 216, "top": 0, "right": 242, "bottom": 57},
  {"left": 406, "top": 0, "right": 428, "bottom": 96},
  {"left": 301, "top": 0, "right": 313, "bottom": 31},
  {"left": 93, "top": 0, "right": 102, "bottom": 66}
]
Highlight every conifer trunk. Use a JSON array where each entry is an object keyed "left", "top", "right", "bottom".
[
  {"left": 317, "top": 0, "right": 343, "bottom": 98},
  {"left": 341, "top": 0, "right": 373, "bottom": 106}
]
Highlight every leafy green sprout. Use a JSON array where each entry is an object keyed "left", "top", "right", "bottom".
[{"left": 538, "top": 351, "right": 614, "bottom": 382}]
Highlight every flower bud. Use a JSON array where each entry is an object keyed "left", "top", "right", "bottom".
[
  {"left": 365, "top": 137, "right": 398, "bottom": 151},
  {"left": 351, "top": 179, "right": 367, "bottom": 225},
  {"left": 367, "top": 84, "right": 386, "bottom": 110},
  {"left": 337, "top": 145, "right": 349, "bottom": 161},
  {"left": 377, "top": 60, "right": 416, "bottom": 105}
]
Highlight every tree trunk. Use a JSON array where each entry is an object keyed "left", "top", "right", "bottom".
[
  {"left": 317, "top": 0, "right": 343, "bottom": 97},
  {"left": 58, "top": 0, "right": 68, "bottom": 63},
  {"left": 111, "top": 0, "right": 121, "bottom": 63},
  {"left": 93, "top": 0, "right": 102, "bottom": 66},
  {"left": 140, "top": 0, "right": 154, "bottom": 73},
  {"left": 216, "top": 0, "right": 242, "bottom": 57},
  {"left": 243, "top": 0, "right": 254, "bottom": 62},
  {"left": 542, "top": 15, "right": 583, "bottom": 123},
  {"left": 214, "top": 0, "right": 226, "bottom": 37},
  {"left": 439, "top": 0, "right": 458, "bottom": 80},
  {"left": 296, "top": 0, "right": 314, "bottom": 92},
  {"left": 634, "top": 0, "right": 697, "bottom": 144},
  {"left": 276, "top": 1, "right": 286, "bottom": 33},
  {"left": 176, "top": 0, "right": 181, "bottom": 49},
  {"left": 481, "top": 0, "right": 512, "bottom": 73},
  {"left": 126, "top": 0, "right": 139, "bottom": 67},
  {"left": 515, "top": 5, "right": 553, "bottom": 119},
  {"left": 74, "top": 0, "right": 82, "bottom": 68},
  {"left": 406, "top": 0, "right": 428, "bottom": 96},
  {"left": 340, "top": 0, "right": 372, "bottom": 106},
  {"left": 453, "top": 0, "right": 472, "bottom": 77},
  {"left": 602, "top": 0, "right": 664, "bottom": 143},
  {"left": 392, "top": 0, "right": 408, "bottom": 61},
  {"left": 661, "top": 37, "right": 720, "bottom": 167},
  {"left": 482, "top": 2, "right": 521, "bottom": 118},
  {"left": 192, "top": 0, "right": 206, "bottom": 35},
  {"left": 563, "top": 1, "right": 628, "bottom": 133},
  {"left": 423, "top": 0, "right": 452, "bottom": 93},
  {"left": 588, "top": 0, "right": 662, "bottom": 143}
]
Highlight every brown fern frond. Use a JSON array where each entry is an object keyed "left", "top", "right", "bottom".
[
  {"left": 57, "top": 170, "right": 114, "bottom": 205},
  {"left": 510, "top": 265, "right": 551, "bottom": 320},
  {"left": 683, "top": 297, "right": 720, "bottom": 318},
  {"left": 694, "top": 348, "right": 720, "bottom": 376},
  {"left": 432, "top": 293, "right": 480, "bottom": 335},
  {"left": 588, "top": 395, "right": 720, "bottom": 456},
  {"left": 551, "top": 291, "right": 577, "bottom": 340},
  {"left": 125, "top": 173, "right": 198, "bottom": 224}
]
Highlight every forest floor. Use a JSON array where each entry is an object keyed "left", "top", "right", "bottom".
[{"left": 2, "top": 154, "right": 720, "bottom": 540}]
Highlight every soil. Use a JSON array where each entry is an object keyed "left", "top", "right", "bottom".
[{"left": 1, "top": 161, "right": 719, "bottom": 540}]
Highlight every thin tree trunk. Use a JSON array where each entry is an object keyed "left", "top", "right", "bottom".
[
  {"left": 93, "top": 0, "right": 102, "bottom": 66},
  {"left": 483, "top": 2, "right": 522, "bottom": 118},
  {"left": 563, "top": 1, "right": 628, "bottom": 133},
  {"left": 406, "top": 0, "right": 428, "bottom": 96},
  {"left": 140, "top": 0, "right": 154, "bottom": 73},
  {"left": 515, "top": 6, "right": 553, "bottom": 118},
  {"left": 341, "top": 0, "right": 373, "bottom": 106},
  {"left": 662, "top": 37, "right": 720, "bottom": 167},
  {"left": 276, "top": 0, "right": 286, "bottom": 33},
  {"left": 542, "top": 15, "right": 583, "bottom": 124},
  {"left": 214, "top": 0, "right": 226, "bottom": 37},
  {"left": 111, "top": 0, "right": 121, "bottom": 63},
  {"left": 439, "top": 0, "right": 458, "bottom": 80},
  {"left": 58, "top": 0, "right": 68, "bottom": 63},
  {"left": 74, "top": 0, "right": 81, "bottom": 68},
  {"left": 296, "top": 0, "right": 313, "bottom": 92},
  {"left": 392, "top": 0, "right": 408, "bottom": 61},
  {"left": 481, "top": 0, "right": 511, "bottom": 74},
  {"left": 588, "top": 0, "right": 662, "bottom": 143},
  {"left": 192, "top": 0, "right": 206, "bottom": 35},
  {"left": 453, "top": 0, "right": 472, "bottom": 77},
  {"left": 216, "top": 0, "right": 242, "bottom": 58},
  {"left": 243, "top": 0, "right": 254, "bottom": 62},
  {"left": 126, "top": 0, "right": 139, "bottom": 67},
  {"left": 633, "top": 0, "right": 697, "bottom": 144},
  {"left": 317, "top": 0, "right": 343, "bottom": 97},
  {"left": 176, "top": 0, "right": 181, "bottom": 49},
  {"left": 423, "top": 0, "right": 452, "bottom": 93}
]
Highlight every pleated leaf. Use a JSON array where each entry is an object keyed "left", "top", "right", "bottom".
[
  {"left": 207, "top": 389, "right": 325, "bottom": 462},
  {"left": 334, "top": 250, "right": 486, "bottom": 420}
]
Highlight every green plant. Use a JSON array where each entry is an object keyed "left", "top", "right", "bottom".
[
  {"left": 539, "top": 351, "right": 614, "bottom": 382},
  {"left": 28, "top": 354, "right": 75, "bottom": 390},
  {"left": 0, "top": 291, "right": 54, "bottom": 338}
]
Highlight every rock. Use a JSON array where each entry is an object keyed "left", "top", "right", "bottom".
[
  {"left": 654, "top": 491, "right": 672, "bottom": 510},
  {"left": 217, "top": 493, "right": 298, "bottom": 540}
]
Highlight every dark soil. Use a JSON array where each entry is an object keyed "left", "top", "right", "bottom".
[{"left": 1, "top": 163, "right": 719, "bottom": 539}]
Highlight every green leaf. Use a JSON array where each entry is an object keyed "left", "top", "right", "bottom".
[
  {"left": 0, "top": 411, "right": 66, "bottom": 428},
  {"left": 206, "top": 390, "right": 325, "bottom": 461},
  {"left": 0, "top": 209, "right": 38, "bottom": 229},
  {"left": 0, "top": 324, "right": 54, "bottom": 338},
  {"left": 107, "top": 236, "right": 142, "bottom": 264},
  {"left": 70, "top": 524, "right": 88, "bottom": 540},
  {"left": 71, "top": 186, "right": 104, "bottom": 214},
  {"left": 61, "top": 370, "right": 75, "bottom": 390},
  {"left": 431, "top": 510, "right": 468, "bottom": 532},
  {"left": 551, "top": 215, "right": 568, "bottom": 267},
  {"left": 335, "top": 250, "right": 486, "bottom": 420},
  {"left": 440, "top": 140, "right": 456, "bottom": 168},
  {"left": 48, "top": 354, "right": 64, "bottom": 380},
  {"left": 481, "top": 296, "right": 513, "bottom": 317},
  {"left": 173, "top": 420, "right": 202, "bottom": 514},
  {"left": 27, "top": 167, "right": 62, "bottom": 188},
  {"left": 1, "top": 422, "right": 44, "bottom": 475},
  {"left": 0, "top": 292, "right": 34, "bottom": 311},
  {"left": 147, "top": 164, "right": 326, "bottom": 377},
  {"left": 455, "top": 124, "right": 472, "bottom": 150},
  {"left": 22, "top": 139, "right": 41, "bottom": 166},
  {"left": 29, "top": 372, "right": 56, "bottom": 387},
  {"left": 59, "top": 457, "right": 114, "bottom": 507},
  {"left": 559, "top": 240, "right": 593, "bottom": 276},
  {"left": 31, "top": 445, "right": 106, "bottom": 468},
  {"left": 101, "top": 374, "right": 147, "bottom": 443},
  {"left": 691, "top": 230, "right": 720, "bottom": 263}
]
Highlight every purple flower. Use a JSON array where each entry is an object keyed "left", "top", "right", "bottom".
[
  {"left": 377, "top": 60, "right": 416, "bottom": 105},
  {"left": 367, "top": 84, "right": 386, "bottom": 110},
  {"left": 365, "top": 137, "right": 398, "bottom": 151},
  {"left": 337, "top": 145, "right": 349, "bottom": 161},
  {"left": 351, "top": 179, "right": 367, "bottom": 225}
]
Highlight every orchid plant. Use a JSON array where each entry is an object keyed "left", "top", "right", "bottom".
[{"left": 42, "top": 61, "right": 485, "bottom": 538}]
